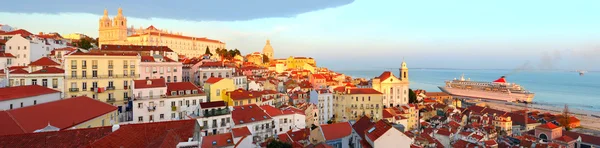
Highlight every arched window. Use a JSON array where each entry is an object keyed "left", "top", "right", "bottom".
[{"left": 539, "top": 133, "right": 548, "bottom": 140}]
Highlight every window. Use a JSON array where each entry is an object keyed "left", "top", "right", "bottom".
[
  {"left": 174, "top": 76, "right": 177, "bottom": 82},
  {"left": 82, "top": 60, "right": 87, "bottom": 68},
  {"left": 138, "top": 116, "right": 143, "bottom": 122},
  {"left": 9, "top": 104, "right": 12, "bottom": 109},
  {"left": 171, "top": 101, "right": 176, "bottom": 107},
  {"left": 20, "top": 102, "right": 23, "bottom": 107},
  {"left": 92, "top": 60, "right": 98, "bottom": 69},
  {"left": 31, "top": 79, "right": 37, "bottom": 85},
  {"left": 192, "top": 100, "right": 196, "bottom": 105},
  {"left": 160, "top": 101, "right": 164, "bottom": 107},
  {"left": 108, "top": 60, "right": 113, "bottom": 68},
  {"left": 92, "top": 70, "right": 98, "bottom": 78},
  {"left": 82, "top": 82, "right": 87, "bottom": 90},
  {"left": 52, "top": 79, "right": 58, "bottom": 88},
  {"left": 167, "top": 76, "right": 171, "bottom": 82},
  {"left": 160, "top": 114, "right": 164, "bottom": 119},
  {"left": 124, "top": 70, "right": 128, "bottom": 76},
  {"left": 131, "top": 70, "right": 135, "bottom": 76},
  {"left": 171, "top": 113, "right": 175, "bottom": 119},
  {"left": 71, "top": 71, "right": 77, "bottom": 78},
  {"left": 92, "top": 82, "right": 98, "bottom": 88},
  {"left": 108, "top": 81, "right": 114, "bottom": 87},
  {"left": 216, "top": 89, "right": 220, "bottom": 96},
  {"left": 108, "top": 70, "right": 113, "bottom": 77},
  {"left": 82, "top": 71, "right": 87, "bottom": 78},
  {"left": 71, "top": 60, "right": 77, "bottom": 69}
]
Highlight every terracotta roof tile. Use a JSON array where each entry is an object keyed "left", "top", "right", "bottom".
[
  {"left": 166, "top": 82, "right": 203, "bottom": 96},
  {"left": 231, "top": 127, "right": 252, "bottom": 138},
  {"left": 29, "top": 67, "right": 65, "bottom": 74},
  {"left": 205, "top": 77, "right": 224, "bottom": 84},
  {"left": 90, "top": 120, "right": 197, "bottom": 148},
  {"left": 538, "top": 122, "right": 560, "bottom": 129},
  {"left": 352, "top": 116, "right": 374, "bottom": 139},
  {"left": 28, "top": 57, "right": 60, "bottom": 66},
  {"left": 232, "top": 104, "right": 271, "bottom": 125},
  {"left": 101, "top": 45, "right": 174, "bottom": 52},
  {"left": 227, "top": 89, "right": 259, "bottom": 100},
  {"left": 320, "top": 122, "right": 352, "bottom": 140},
  {"left": 0, "top": 85, "right": 60, "bottom": 101},
  {"left": 134, "top": 78, "right": 166, "bottom": 89},
  {"left": 349, "top": 88, "right": 382, "bottom": 94},
  {"left": 0, "top": 97, "right": 116, "bottom": 136},
  {"left": 365, "top": 120, "right": 394, "bottom": 142},
  {"left": 140, "top": 56, "right": 155, "bottom": 62},
  {"left": 0, "top": 52, "right": 15, "bottom": 58},
  {"left": 375, "top": 71, "right": 394, "bottom": 81},
  {"left": 1, "top": 29, "right": 33, "bottom": 38},
  {"left": 0, "top": 126, "right": 113, "bottom": 147}
]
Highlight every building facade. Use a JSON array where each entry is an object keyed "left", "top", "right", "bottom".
[
  {"left": 333, "top": 87, "right": 383, "bottom": 122},
  {"left": 139, "top": 55, "right": 182, "bottom": 82},
  {"left": 371, "top": 61, "right": 410, "bottom": 108},
  {"left": 64, "top": 52, "right": 139, "bottom": 108},
  {"left": 310, "top": 89, "right": 334, "bottom": 124},
  {"left": 98, "top": 8, "right": 225, "bottom": 58}
]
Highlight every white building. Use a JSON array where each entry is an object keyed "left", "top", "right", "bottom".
[
  {"left": 259, "top": 105, "right": 306, "bottom": 135},
  {"left": 131, "top": 80, "right": 207, "bottom": 123},
  {"left": 193, "top": 101, "right": 233, "bottom": 136},
  {"left": 231, "top": 104, "right": 274, "bottom": 143},
  {"left": 248, "top": 80, "right": 263, "bottom": 91},
  {"left": 0, "top": 57, "right": 65, "bottom": 94},
  {"left": 192, "top": 61, "right": 236, "bottom": 86},
  {"left": 371, "top": 61, "right": 410, "bottom": 107},
  {"left": 0, "top": 53, "right": 15, "bottom": 70},
  {"left": 2, "top": 30, "right": 68, "bottom": 66},
  {"left": 310, "top": 89, "right": 333, "bottom": 124},
  {"left": 0, "top": 85, "right": 61, "bottom": 110},
  {"left": 364, "top": 120, "right": 412, "bottom": 148},
  {"left": 232, "top": 73, "right": 247, "bottom": 90}
]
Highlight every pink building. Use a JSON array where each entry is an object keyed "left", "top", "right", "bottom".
[
  {"left": 139, "top": 55, "right": 182, "bottom": 83},
  {"left": 309, "top": 74, "right": 327, "bottom": 89}
]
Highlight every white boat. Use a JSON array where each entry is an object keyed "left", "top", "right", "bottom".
[{"left": 438, "top": 75, "right": 535, "bottom": 102}]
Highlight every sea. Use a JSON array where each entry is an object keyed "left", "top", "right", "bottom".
[{"left": 338, "top": 69, "right": 600, "bottom": 111}]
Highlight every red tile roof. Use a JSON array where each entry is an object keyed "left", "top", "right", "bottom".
[
  {"left": 1, "top": 29, "right": 33, "bottom": 38},
  {"left": 287, "top": 128, "right": 309, "bottom": 142},
  {"left": 0, "top": 52, "right": 15, "bottom": 58},
  {"left": 227, "top": 89, "right": 259, "bottom": 100},
  {"left": 50, "top": 47, "right": 77, "bottom": 55},
  {"left": 352, "top": 116, "right": 374, "bottom": 139},
  {"left": 312, "top": 74, "right": 326, "bottom": 79},
  {"left": 231, "top": 127, "right": 252, "bottom": 138},
  {"left": 29, "top": 67, "right": 65, "bottom": 74},
  {"left": 376, "top": 71, "right": 394, "bottom": 81},
  {"left": 232, "top": 104, "right": 271, "bottom": 125},
  {"left": 436, "top": 128, "right": 452, "bottom": 136},
  {"left": 320, "top": 122, "right": 352, "bottom": 141},
  {"left": 0, "top": 96, "right": 116, "bottom": 136},
  {"left": 201, "top": 133, "right": 235, "bottom": 147},
  {"left": 199, "top": 101, "right": 226, "bottom": 109},
  {"left": 205, "top": 77, "right": 224, "bottom": 84},
  {"left": 28, "top": 57, "right": 60, "bottom": 66},
  {"left": 166, "top": 82, "right": 203, "bottom": 96},
  {"left": 538, "top": 122, "right": 560, "bottom": 129},
  {"left": 0, "top": 126, "right": 113, "bottom": 147},
  {"left": 349, "top": 88, "right": 382, "bottom": 94},
  {"left": 70, "top": 52, "right": 139, "bottom": 56},
  {"left": 129, "top": 32, "right": 223, "bottom": 43},
  {"left": 100, "top": 45, "right": 174, "bottom": 52},
  {"left": 365, "top": 120, "right": 393, "bottom": 142},
  {"left": 134, "top": 78, "right": 166, "bottom": 89},
  {"left": 90, "top": 120, "right": 197, "bottom": 148},
  {"left": 0, "top": 85, "right": 60, "bottom": 101},
  {"left": 563, "top": 130, "right": 600, "bottom": 146},
  {"left": 140, "top": 55, "right": 155, "bottom": 62}
]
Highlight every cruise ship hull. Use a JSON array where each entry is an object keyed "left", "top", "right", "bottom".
[{"left": 438, "top": 86, "right": 534, "bottom": 102}]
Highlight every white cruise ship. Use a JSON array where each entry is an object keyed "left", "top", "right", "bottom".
[{"left": 438, "top": 75, "right": 535, "bottom": 102}]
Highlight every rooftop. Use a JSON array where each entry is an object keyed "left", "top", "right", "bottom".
[
  {"left": 0, "top": 96, "right": 117, "bottom": 136},
  {"left": 28, "top": 57, "right": 60, "bottom": 66},
  {"left": 133, "top": 78, "right": 166, "bottom": 89},
  {"left": 100, "top": 45, "right": 174, "bottom": 52},
  {"left": 320, "top": 122, "right": 352, "bottom": 141},
  {"left": 231, "top": 104, "right": 271, "bottom": 125},
  {"left": 0, "top": 85, "right": 60, "bottom": 101}
]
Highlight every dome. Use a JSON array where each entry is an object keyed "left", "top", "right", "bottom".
[{"left": 262, "top": 39, "right": 274, "bottom": 53}]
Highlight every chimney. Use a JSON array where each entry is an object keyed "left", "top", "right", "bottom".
[{"left": 147, "top": 79, "right": 152, "bottom": 85}]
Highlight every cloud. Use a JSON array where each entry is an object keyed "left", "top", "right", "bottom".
[{"left": 0, "top": 0, "right": 354, "bottom": 21}]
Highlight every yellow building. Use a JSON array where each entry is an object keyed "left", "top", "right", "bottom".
[
  {"left": 98, "top": 8, "right": 225, "bottom": 58},
  {"left": 245, "top": 52, "right": 264, "bottom": 65},
  {"left": 332, "top": 87, "right": 383, "bottom": 122},
  {"left": 303, "top": 63, "right": 316, "bottom": 73},
  {"left": 64, "top": 51, "right": 140, "bottom": 107},
  {"left": 223, "top": 89, "right": 262, "bottom": 106},
  {"left": 286, "top": 56, "right": 316, "bottom": 70},
  {"left": 204, "top": 77, "right": 235, "bottom": 102},
  {"left": 371, "top": 61, "right": 410, "bottom": 108}
]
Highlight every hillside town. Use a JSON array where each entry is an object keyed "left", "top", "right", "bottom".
[{"left": 1, "top": 8, "right": 600, "bottom": 148}]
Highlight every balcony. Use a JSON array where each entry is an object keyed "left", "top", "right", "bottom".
[
  {"left": 106, "top": 86, "right": 115, "bottom": 90},
  {"left": 107, "top": 98, "right": 116, "bottom": 102},
  {"left": 123, "top": 65, "right": 128, "bottom": 68},
  {"left": 69, "top": 88, "right": 79, "bottom": 92},
  {"left": 67, "top": 74, "right": 140, "bottom": 79},
  {"left": 203, "top": 108, "right": 231, "bottom": 117},
  {"left": 148, "top": 106, "right": 156, "bottom": 112},
  {"left": 92, "top": 65, "right": 98, "bottom": 69},
  {"left": 108, "top": 65, "right": 113, "bottom": 69},
  {"left": 130, "top": 65, "right": 135, "bottom": 68},
  {"left": 90, "top": 87, "right": 97, "bottom": 92},
  {"left": 171, "top": 106, "right": 177, "bottom": 111},
  {"left": 82, "top": 65, "right": 87, "bottom": 69},
  {"left": 221, "top": 122, "right": 227, "bottom": 127}
]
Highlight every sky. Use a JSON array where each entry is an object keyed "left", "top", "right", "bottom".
[{"left": 1, "top": 0, "right": 599, "bottom": 71}]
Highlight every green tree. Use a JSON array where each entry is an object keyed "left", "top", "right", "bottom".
[
  {"left": 77, "top": 38, "right": 93, "bottom": 49},
  {"left": 409, "top": 88, "right": 417, "bottom": 103},
  {"left": 204, "top": 47, "right": 212, "bottom": 56},
  {"left": 233, "top": 48, "right": 241, "bottom": 56},
  {"left": 267, "top": 141, "right": 292, "bottom": 148}
]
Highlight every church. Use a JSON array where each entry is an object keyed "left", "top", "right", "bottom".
[
  {"left": 371, "top": 61, "right": 410, "bottom": 107},
  {"left": 98, "top": 8, "right": 226, "bottom": 58}
]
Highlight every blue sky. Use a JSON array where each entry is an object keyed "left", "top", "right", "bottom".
[{"left": 1, "top": 0, "right": 599, "bottom": 71}]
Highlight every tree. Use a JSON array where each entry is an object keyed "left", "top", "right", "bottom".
[
  {"left": 204, "top": 47, "right": 212, "bottom": 56},
  {"left": 408, "top": 88, "right": 417, "bottom": 103},
  {"left": 267, "top": 140, "right": 292, "bottom": 148},
  {"left": 76, "top": 38, "right": 93, "bottom": 49},
  {"left": 262, "top": 54, "right": 270, "bottom": 63}
]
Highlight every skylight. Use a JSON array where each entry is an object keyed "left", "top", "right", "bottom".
[{"left": 367, "top": 127, "right": 376, "bottom": 133}]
